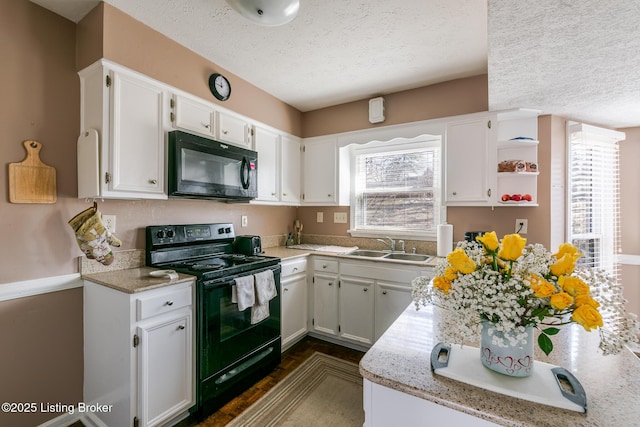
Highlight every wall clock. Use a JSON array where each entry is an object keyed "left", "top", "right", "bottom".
[{"left": 209, "top": 73, "right": 231, "bottom": 101}]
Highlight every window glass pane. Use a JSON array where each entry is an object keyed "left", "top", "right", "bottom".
[{"left": 359, "top": 191, "right": 434, "bottom": 230}]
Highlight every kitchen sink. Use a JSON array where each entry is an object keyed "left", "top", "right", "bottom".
[
  {"left": 347, "top": 249, "right": 388, "bottom": 257},
  {"left": 383, "top": 253, "right": 431, "bottom": 262}
]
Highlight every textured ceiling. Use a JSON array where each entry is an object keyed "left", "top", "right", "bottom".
[{"left": 30, "top": 0, "right": 640, "bottom": 127}]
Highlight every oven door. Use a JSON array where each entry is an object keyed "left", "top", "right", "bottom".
[
  {"left": 168, "top": 130, "right": 258, "bottom": 200},
  {"left": 199, "top": 266, "right": 281, "bottom": 382}
]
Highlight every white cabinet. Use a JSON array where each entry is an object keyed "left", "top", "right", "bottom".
[
  {"left": 339, "top": 276, "right": 375, "bottom": 345},
  {"left": 445, "top": 115, "right": 493, "bottom": 205},
  {"left": 374, "top": 281, "right": 413, "bottom": 341},
  {"left": 311, "top": 258, "right": 339, "bottom": 336},
  {"left": 78, "top": 60, "right": 167, "bottom": 199},
  {"left": 280, "top": 134, "right": 302, "bottom": 204},
  {"left": 254, "top": 125, "right": 280, "bottom": 202},
  {"left": 494, "top": 109, "right": 540, "bottom": 206},
  {"left": 281, "top": 257, "right": 308, "bottom": 350},
  {"left": 217, "top": 110, "right": 251, "bottom": 147},
  {"left": 170, "top": 94, "right": 215, "bottom": 138},
  {"left": 302, "top": 137, "right": 338, "bottom": 204},
  {"left": 84, "top": 279, "right": 194, "bottom": 427}
]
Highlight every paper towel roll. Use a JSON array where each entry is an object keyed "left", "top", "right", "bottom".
[{"left": 437, "top": 223, "right": 453, "bottom": 257}]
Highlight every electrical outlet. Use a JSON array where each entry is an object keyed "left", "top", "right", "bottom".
[
  {"left": 333, "top": 212, "right": 347, "bottom": 223},
  {"left": 102, "top": 214, "right": 116, "bottom": 233},
  {"left": 241, "top": 215, "right": 248, "bottom": 227},
  {"left": 317, "top": 212, "right": 323, "bottom": 223},
  {"left": 515, "top": 218, "right": 528, "bottom": 234}
]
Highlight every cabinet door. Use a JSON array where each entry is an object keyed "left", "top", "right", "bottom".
[
  {"left": 137, "top": 313, "right": 193, "bottom": 427},
  {"left": 172, "top": 95, "right": 215, "bottom": 138},
  {"left": 280, "top": 135, "right": 301, "bottom": 204},
  {"left": 303, "top": 138, "right": 336, "bottom": 204},
  {"left": 217, "top": 111, "right": 250, "bottom": 147},
  {"left": 445, "top": 117, "right": 492, "bottom": 204},
  {"left": 312, "top": 273, "right": 339, "bottom": 336},
  {"left": 109, "top": 71, "right": 165, "bottom": 195},
  {"left": 281, "top": 273, "right": 308, "bottom": 350},
  {"left": 254, "top": 126, "right": 280, "bottom": 202},
  {"left": 374, "top": 281, "right": 412, "bottom": 341},
  {"left": 339, "top": 276, "right": 375, "bottom": 345}
]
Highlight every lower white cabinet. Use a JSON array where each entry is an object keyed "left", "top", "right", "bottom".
[
  {"left": 84, "top": 279, "right": 194, "bottom": 427},
  {"left": 339, "top": 276, "right": 375, "bottom": 345},
  {"left": 281, "top": 257, "right": 308, "bottom": 350},
  {"left": 312, "top": 272, "right": 339, "bottom": 336},
  {"left": 374, "top": 281, "right": 413, "bottom": 341}
]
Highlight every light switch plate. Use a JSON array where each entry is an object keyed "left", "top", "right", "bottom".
[{"left": 334, "top": 212, "right": 347, "bottom": 223}]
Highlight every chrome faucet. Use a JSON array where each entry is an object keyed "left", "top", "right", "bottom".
[{"left": 376, "top": 236, "right": 395, "bottom": 252}]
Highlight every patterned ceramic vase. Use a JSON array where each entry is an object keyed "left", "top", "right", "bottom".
[{"left": 480, "top": 322, "right": 534, "bottom": 377}]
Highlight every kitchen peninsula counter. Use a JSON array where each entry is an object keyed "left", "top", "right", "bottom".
[{"left": 359, "top": 304, "right": 640, "bottom": 427}]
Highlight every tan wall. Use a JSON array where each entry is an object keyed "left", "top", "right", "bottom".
[
  {"left": 302, "top": 74, "right": 488, "bottom": 138},
  {"left": 619, "top": 127, "right": 640, "bottom": 316}
]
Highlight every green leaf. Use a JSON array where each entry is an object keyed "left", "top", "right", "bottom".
[
  {"left": 538, "top": 334, "right": 553, "bottom": 356},
  {"left": 542, "top": 327, "right": 561, "bottom": 336}
]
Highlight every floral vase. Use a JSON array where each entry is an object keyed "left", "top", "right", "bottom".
[{"left": 480, "top": 322, "right": 534, "bottom": 377}]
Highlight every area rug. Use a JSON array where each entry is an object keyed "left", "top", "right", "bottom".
[{"left": 227, "top": 352, "right": 364, "bottom": 426}]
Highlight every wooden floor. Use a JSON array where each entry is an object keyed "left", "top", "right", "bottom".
[{"left": 180, "top": 337, "right": 365, "bottom": 427}]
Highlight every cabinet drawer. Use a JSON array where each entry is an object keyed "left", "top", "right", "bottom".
[
  {"left": 281, "top": 258, "right": 307, "bottom": 277},
  {"left": 136, "top": 286, "right": 192, "bottom": 321},
  {"left": 313, "top": 259, "right": 339, "bottom": 274}
]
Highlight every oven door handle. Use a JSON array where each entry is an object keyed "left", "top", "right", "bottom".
[{"left": 240, "top": 156, "right": 250, "bottom": 190}]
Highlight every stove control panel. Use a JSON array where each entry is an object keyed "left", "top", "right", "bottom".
[{"left": 146, "top": 223, "right": 235, "bottom": 247}]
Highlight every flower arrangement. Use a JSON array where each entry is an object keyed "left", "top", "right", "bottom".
[{"left": 412, "top": 232, "right": 639, "bottom": 356}]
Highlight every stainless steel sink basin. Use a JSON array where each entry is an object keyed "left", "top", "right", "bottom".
[
  {"left": 347, "top": 249, "right": 388, "bottom": 257},
  {"left": 382, "top": 253, "right": 431, "bottom": 262}
]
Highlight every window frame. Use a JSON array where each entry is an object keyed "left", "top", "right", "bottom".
[{"left": 348, "top": 135, "right": 442, "bottom": 241}]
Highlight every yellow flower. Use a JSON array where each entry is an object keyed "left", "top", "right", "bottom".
[
  {"left": 443, "top": 267, "right": 458, "bottom": 281},
  {"left": 531, "top": 277, "right": 556, "bottom": 298},
  {"left": 433, "top": 276, "right": 452, "bottom": 294},
  {"left": 447, "top": 248, "right": 476, "bottom": 274},
  {"left": 558, "top": 275, "right": 590, "bottom": 296},
  {"left": 550, "top": 292, "right": 574, "bottom": 310},
  {"left": 550, "top": 253, "right": 580, "bottom": 276},
  {"left": 574, "top": 294, "right": 600, "bottom": 309},
  {"left": 572, "top": 304, "right": 603, "bottom": 331},
  {"left": 498, "top": 234, "right": 527, "bottom": 261},
  {"left": 554, "top": 243, "right": 582, "bottom": 260},
  {"left": 476, "top": 231, "right": 499, "bottom": 252}
]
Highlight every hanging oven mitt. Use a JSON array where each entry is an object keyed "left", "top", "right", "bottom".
[{"left": 68, "top": 205, "right": 121, "bottom": 266}]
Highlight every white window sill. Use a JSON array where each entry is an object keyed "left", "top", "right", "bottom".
[{"left": 348, "top": 229, "right": 436, "bottom": 242}]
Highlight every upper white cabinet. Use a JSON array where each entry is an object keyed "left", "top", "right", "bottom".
[
  {"left": 444, "top": 115, "right": 494, "bottom": 205},
  {"left": 217, "top": 110, "right": 251, "bottom": 148},
  {"left": 254, "top": 125, "right": 280, "bottom": 202},
  {"left": 170, "top": 94, "right": 215, "bottom": 138},
  {"left": 302, "top": 136, "right": 338, "bottom": 205},
  {"left": 280, "top": 135, "right": 302, "bottom": 204},
  {"left": 78, "top": 60, "right": 167, "bottom": 199}
]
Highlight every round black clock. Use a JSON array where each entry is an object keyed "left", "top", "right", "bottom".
[{"left": 209, "top": 73, "right": 231, "bottom": 101}]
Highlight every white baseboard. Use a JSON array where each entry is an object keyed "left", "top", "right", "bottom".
[{"left": 0, "top": 273, "right": 82, "bottom": 302}]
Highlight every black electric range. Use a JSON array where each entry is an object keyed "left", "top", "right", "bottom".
[{"left": 146, "top": 223, "right": 282, "bottom": 420}]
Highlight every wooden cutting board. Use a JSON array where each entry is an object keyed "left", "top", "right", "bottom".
[{"left": 8, "top": 140, "right": 57, "bottom": 204}]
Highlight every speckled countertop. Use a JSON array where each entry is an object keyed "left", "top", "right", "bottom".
[
  {"left": 82, "top": 267, "right": 194, "bottom": 294},
  {"left": 360, "top": 304, "right": 640, "bottom": 426}
]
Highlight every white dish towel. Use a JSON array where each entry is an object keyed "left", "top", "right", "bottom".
[
  {"left": 232, "top": 275, "right": 255, "bottom": 311},
  {"left": 251, "top": 269, "right": 277, "bottom": 324}
]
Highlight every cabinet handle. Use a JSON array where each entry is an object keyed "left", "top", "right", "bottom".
[
  {"left": 283, "top": 193, "right": 287, "bottom": 196},
  {"left": 222, "top": 129, "right": 229, "bottom": 134},
  {"left": 487, "top": 188, "right": 492, "bottom": 197},
  {"left": 165, "top": 300, "right": 174, "bottom": 306},
  {"left": 203, "top": 123, "right": 210, "bottom": 129},
  {"left": 322, "top": 264, "right": 327, "bottom": 269},
  {"left": 363, "top": 288, "right": 368, "bottom": 292},
  {"left": 292, "top": 267, "right": 298, "bottom": 272},
  {"left": 284, "top": 287, "right": 289, "bottom": 292},
  {"left": 327, "top": 194, "right": 332, "bottom": 198},
  {"left": 452, "top": 191, "right": 457, "bottom": 196},
  {"left": 382, "top": 290, "right": 387, "bottom": 295},
  {"left": 177, "top": 325, "right": 185, "bottom": 330},
  {"left": 149, "top": 179, "right": 158, "bottom": 185},
  {"left": 328, "top": 282, "right": 333, "bottom": 286},
  {"left": 271, "top": 192, "right": 276, "bottom": 196}
]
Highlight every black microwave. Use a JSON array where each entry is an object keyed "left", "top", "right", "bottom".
[{"left": 168, "top": 131, "right": 258, "bottom": 201}]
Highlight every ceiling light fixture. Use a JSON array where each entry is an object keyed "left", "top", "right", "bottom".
[{"left": 225, "top": 0, "right": 300, "bottom": 26}]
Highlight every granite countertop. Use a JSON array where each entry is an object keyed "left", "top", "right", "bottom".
[
  {"left": 82, "top": 267, "right": 195, "bottom": 294},
  {"left": 360, "top": 304, "right": 640, "bottom": 427}
]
